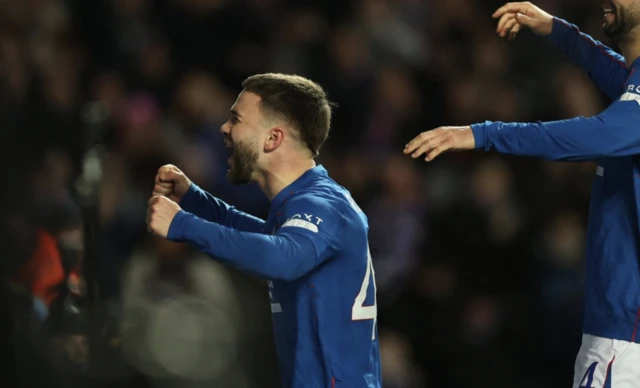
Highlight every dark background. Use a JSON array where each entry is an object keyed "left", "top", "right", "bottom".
[{"left": 0, "top": 0, "right": 612, "bottom": 387}]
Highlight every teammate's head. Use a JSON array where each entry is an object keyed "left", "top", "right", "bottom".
[
  {"left": 221, "top": 73, "right": 333, "bottom": 185},
  {"left": 602, "top": 0, "right": 640, "bottom": 40}
]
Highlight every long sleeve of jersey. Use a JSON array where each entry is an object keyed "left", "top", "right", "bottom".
[
  {"left": 179, "top": 183, "right": 265, "bottom": 233},
  {"left": 471, "top": 85, "right": 640, "bottom": 161},
  {"left": 548, "top": 18, "right": 629, "bottom": 99},
  {"left": 167, "top": 194, "right": 343, "bottom": 281}
]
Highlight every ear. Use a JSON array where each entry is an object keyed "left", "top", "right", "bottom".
[{"left": 264, "top": 127, "right": 285, "bottom": 153}]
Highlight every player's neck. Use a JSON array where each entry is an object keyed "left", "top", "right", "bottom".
[
  {"left": 256, "top": 157, "right": 317, "bottom": 201},
  {"left": 619, "top": 27, "right": 640, "bottom": 66}
]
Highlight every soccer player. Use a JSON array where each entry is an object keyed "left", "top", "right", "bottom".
[
  {"left": 404, "top": 2, "right": 640, "bottom": 387},
  {"left": 146, "top": 74, "right": 381, "bottom": 388}
]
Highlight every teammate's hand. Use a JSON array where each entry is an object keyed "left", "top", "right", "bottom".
[
  {"left": 147, "top": 196, "right": 182, "bottom": 238},
  {"left": 153, "top": 164, "right": 192, "bottom": 202},
  {"left": 403, "top": 126, "right": 476, "bottom": 162},
  {"left": 493, "top": 2, "right": 554, "bottom": 40}
]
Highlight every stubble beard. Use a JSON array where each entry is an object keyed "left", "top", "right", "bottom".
[
  {"left": 604, "top": 6, "right": 639, "bottom": 43},
  {"left": 227, "top": 139, "right": 259, "bottom": 185}
]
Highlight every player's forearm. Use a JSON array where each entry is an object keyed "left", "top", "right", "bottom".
[
  {"left": 471, "top": 113, "right": 640, "bottom": 161},
  {"left": 179, "top": 183, "right": 265, "bottom": 232},
  {"left": 548, "top": 18, "right": 628, "bottom": 99},
  {"left": 167, "top": 211, "right": 318, "bottom": 281}
]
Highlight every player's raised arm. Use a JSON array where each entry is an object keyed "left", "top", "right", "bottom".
[
  {"left": 148, "top": 194, "right": 342, "bottom": 281},
  {"left": 405, "top": 88, "right": 640, "bottom": 162},
  {"left": 153, "top": 164, "right": 265, "bottom": 233},
  {"left": 494, "top": 2, "right": 629, "bottom": 100}
]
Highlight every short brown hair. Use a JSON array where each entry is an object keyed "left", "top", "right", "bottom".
[{"left": 242, "top": 73, "right": 333, "bottom": 157}]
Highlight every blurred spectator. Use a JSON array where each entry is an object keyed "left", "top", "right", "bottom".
[{"left": 367, "top": 155, "right": 425, "bottom": 304}]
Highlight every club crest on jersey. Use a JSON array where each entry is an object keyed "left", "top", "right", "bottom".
[{"left": 281, "top": 213, "right": 323, "bottom": 233}]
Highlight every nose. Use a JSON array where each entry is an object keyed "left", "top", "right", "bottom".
[{"left": 221, "top": 121, "right": 230, "bottom": 135}]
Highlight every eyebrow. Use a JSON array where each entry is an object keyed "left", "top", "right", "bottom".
[{"left": 230, "top": 109, "right": 242, "bottom": 119}]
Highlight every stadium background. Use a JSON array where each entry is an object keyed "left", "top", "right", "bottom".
[{"left": 0, "top": 0, "right": 613, "bottom": 387}]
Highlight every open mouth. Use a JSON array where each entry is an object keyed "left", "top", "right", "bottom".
[
  {"left": 602, "top": 0, "right": 615, "bottom": 20},
  {"left": 224, "top": 141, "right": 234, "bottom": 162}
]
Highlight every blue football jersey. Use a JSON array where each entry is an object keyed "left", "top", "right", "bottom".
[
  {"left": 263, "top": 166, "right": 381, "bottom": 388},
  {"left": 169, "top": 165, "right": 382, "bottom": 387},
  {"left": 470, "top": 18, "right": 640, "bottom": 343}
]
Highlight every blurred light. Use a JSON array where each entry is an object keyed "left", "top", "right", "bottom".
[{"left": 120, "top": 254, "right": 245, "bottom": 382}]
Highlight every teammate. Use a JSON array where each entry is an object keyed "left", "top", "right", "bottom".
[
  {"left": 146, "top": 74, "right": 381, "bottom": 388},
  {"left": 404, "top": 2, "right": 640, "bottom": 387}
]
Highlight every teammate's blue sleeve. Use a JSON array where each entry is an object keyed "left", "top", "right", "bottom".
[
  {"left": 471, "top": 92, "right": 640, "bottom": 161},
  {"left": 548, "top": 18, "right": 629, "bottom": 99},
  {"left": 167, "top": 194, "right": 343, "bottom": 281},
  {"left": 179, "top": 183, "right": 265, "bottom": 233}
]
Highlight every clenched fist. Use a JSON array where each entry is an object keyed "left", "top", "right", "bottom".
[
  {"left": 147, "top": 196, "right": 182, "bottom": 238},
  {"left": 493, "top": 2, "right": 554, "bottom": 40},
  {"left": 152, "top": 165, "right": 192, "bottom": 202}
]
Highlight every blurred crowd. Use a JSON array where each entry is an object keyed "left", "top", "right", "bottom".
[{"left": 0, "top": 0, "right": 615, "bottom": 387}]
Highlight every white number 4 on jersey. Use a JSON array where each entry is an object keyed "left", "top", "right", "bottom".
[{"left": 351, "top": 246, "right": 377, "bottom": 340}]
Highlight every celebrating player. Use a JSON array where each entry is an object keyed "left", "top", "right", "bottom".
[
  {"left": 147, "top": 74, "right": 381, "bottom": 388},
  {"left": 404, "top": 2, "right": 640, "bottom": 387}
]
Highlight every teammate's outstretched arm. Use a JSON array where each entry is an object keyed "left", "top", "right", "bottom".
[
  {"left": 146, "top": 194, "right": 341, "bottom": 281},
  {"left": 404, "top": 87, "right": 640, "bottom": 162},
  {"left": 152, "top": 164, "right": 265, "bottom": 233},
  {"left": 494, "top": 2, "right": 629, "bottom": 100}
]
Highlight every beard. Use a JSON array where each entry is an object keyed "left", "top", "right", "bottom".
[
  {"left": 603, "top": 4, "right": 638, "bottom": 40},
  {"left": 226, "top": 139, "right": 259, "bottom": 185}
]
